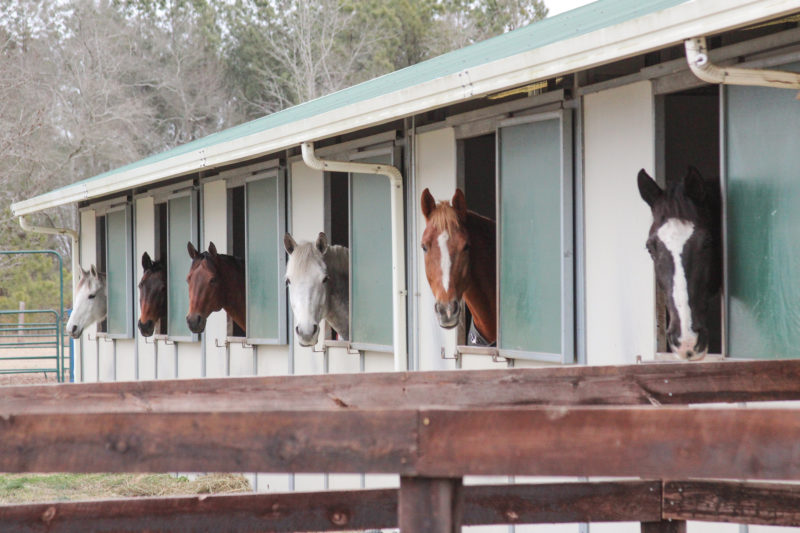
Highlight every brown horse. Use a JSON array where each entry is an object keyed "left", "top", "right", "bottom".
[
  {"left": 137, "top": 252, "right": 166, "bottom": 337},
  {"left": 186, "top": 241, "right": 246, "bottom": 334},
  {"left": 420, "top": 188, "right": 497, "bottom": 344}
]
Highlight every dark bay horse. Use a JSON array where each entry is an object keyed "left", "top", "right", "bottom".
[
  {"left": 137, "top": 252, "right": 166, "bottom": 337},
  {"left": 420, "top": 188, "right": 497, "bottom": 345},
  {"left": 186, "top": 242, "right": 246, "bottom": 334},
  {"left": 638, "top": 167, "right": 721, "bottom": 360}
]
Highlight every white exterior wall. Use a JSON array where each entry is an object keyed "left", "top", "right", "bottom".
[
  {"left": 584, "top": 81, "right": 657, "bottom": 366},
  {"left": 77, "top": 209, "right": 98, "bottom": 382},
  {"left": 415, "top": 127, "right": 459, "bottom": 370},
  {"left": 135, "top": 196, "right": 156, "bottom": 380},
  {"left": 199, "top": 179, "right": 228, "bottom": 379}
]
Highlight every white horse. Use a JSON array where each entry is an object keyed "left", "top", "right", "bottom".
[
  {"left": 284, "top": 232, "right": 349, "bottom": 346},
  {"left": 66, "top": 265, "right": 107, "bottom": 339}
]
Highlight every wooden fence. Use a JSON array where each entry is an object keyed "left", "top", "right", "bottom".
[{"left": 1, "top": 359, "right": 800, "bottom": 531}]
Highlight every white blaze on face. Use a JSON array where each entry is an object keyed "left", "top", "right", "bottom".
[
  {"left": 438, "top": 231, "right": 451, "bottom": 293},
  {"left": 657, "top": 218, "right": 696, "bottom": 355}
]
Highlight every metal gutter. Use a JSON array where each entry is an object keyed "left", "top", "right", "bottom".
[
  {"left": 11, "top": 0, "right": 800, "bottom": 217},
  {"left": 18, "top": 216, "right": 80, "bottom": 296},
  {"left": 300, "top": 142, "right": 408, "bottom": 371},
  {"left": 685, "top": 36, "right": 800, "bottom": 93}
]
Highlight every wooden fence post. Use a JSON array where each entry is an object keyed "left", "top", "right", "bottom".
[
  {"left": 642, "top": 520, "right": 687, "bottom": 533},
  {"left": 399, "top": 476, "right": 462, "bottom": 532}
]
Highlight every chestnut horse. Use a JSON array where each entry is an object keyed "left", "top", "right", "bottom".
[
  {"left": 420, "top": 188, "right": 496, "bottom": 345},
  {"left": 137, "top": 252, "right": 166, "bottom": 337},
  {"left": 186, "top": 242, "right": 246, "bottom": 334}
]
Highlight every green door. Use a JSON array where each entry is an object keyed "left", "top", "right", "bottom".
[{"left": 725, "top": 64, "right": 800, "bottom": 358}]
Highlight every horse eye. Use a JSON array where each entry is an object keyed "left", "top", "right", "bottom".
[
  {"left": 88, "top": 293, "right": 96, "bottom": 300},
  {"left": 421, "top": 244, "right": 428, "bottom": 253},
  {"left": 463, "top": 243, "right": 470, "bottom": 252},
  {"left": 322, "top": 276, "right": 329, "bottom": 284},
  {"left": 209, "top": 278, "right": 217, "bottom": 285}
]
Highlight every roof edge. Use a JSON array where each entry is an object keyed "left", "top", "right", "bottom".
[{"left": 12, "top": 0, "right": 799, "bottom": 217}]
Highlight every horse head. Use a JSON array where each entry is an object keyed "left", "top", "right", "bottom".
[
  {"left": 138, "top": 251, "right": 166, "bottom": 337},
  {"left": 638, "top": 167, "right": 720, "bottom": 361},
  {"left": 284, "top": 232, "right": 331, "bottom": 347},
  {"left": 186, "top": 241, "right": 225, "bottom": 334},
  {"left": 66, "top": 265, "right": 107, "bottom": 339},
  {"left": 420, "top": 188, "right": 472, "bottom": 330}
]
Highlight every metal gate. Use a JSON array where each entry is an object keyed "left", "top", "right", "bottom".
[{"left": 0, "top": 250, "right": 69, "bottom": 382}]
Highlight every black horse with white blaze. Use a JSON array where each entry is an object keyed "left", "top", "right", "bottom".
[{"left": 638, "top": 167, "right": 721, "bottom": 361}]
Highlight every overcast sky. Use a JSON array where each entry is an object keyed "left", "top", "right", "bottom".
[{"left": 546, "top": 0, "right": 596, "bottom": 17}]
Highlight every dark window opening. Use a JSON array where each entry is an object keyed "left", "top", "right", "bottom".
[
  {"left": 661, "top": 86, "right": 722, "bottom": 355},
  {"left": 457, "top": 133, "right": 497, "bottom": 347},
  {"left": 327, "top": 171, "right": 349, "bottom": 248},
  {"left": 227, "top": 185, "right": 246, "bottom": 337},
  {"left": 95, "top": 215, "right": 108, "bottom": 333},
  {"left": 153, "top": 203, "right": 168, "bottom": 334}
]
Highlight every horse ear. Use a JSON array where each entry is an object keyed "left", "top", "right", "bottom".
[
  {"left": 187, "top": 241, "right": 199, "bottom": 259},
  {"left": 421, "top": 188, "right": 436, "bottom": 220},
  {"left": 142, "top": 252, "right": 152, "bottom": 271},
  {"left": 208, "top": 242, "right": 218, "bottom": 258},
  {"left": 451, "top": 188, "right": 467, "bottom": 222},
  {"left": 90, "top": 265, "right": 98, "bottom": 277},
  {"left": 79, "top": 265, "right": 89, "bottom": 279},
  {"left": 316, "top": 232, "right": 329, "bottom": 254},
  {"left": 637, "top": 169, "right": 663, "bottom": 208},
  {"left": 684, "top": 166, "right": 706, "bottom": 203},
  {"left": 284, "top": 233, "right": 297, "bottom": 255}
]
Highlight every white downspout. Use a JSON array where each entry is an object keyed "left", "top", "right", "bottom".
[
  {"left": 18, "top": 216, "right": 80, "bottom": 296},
  {"left": 301, "top": 142, "right": 408, "bottom": 371},
  {"left": 685, "top": 37, "right": 800, "bottom": 96}
]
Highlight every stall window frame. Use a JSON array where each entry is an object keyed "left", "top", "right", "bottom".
[
  {"left": 494, "top": 109, "right": 575, "bottom": 364},
  {"left": 164, "top": 185, "right": 200, "bottom": 343}
]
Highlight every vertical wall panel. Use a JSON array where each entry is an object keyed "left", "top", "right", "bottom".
[
  {"left": 290, "top": 160, "right": 326, "bottom": 374},
  {"left": 584, "top": 81, "right": 656, "bottom": 365},
  {"left": 105, "top": 208, "right": 132, "bottom": 336},
  {"left": 414, "top": 128, "right": 458, "bottom": 370},
  {"left": 203, "top": 180, "right": 229, "bottom": 378},
  {"left": 135, "top": 197, "right": 156, "bottom": 380},
  {"left": 78, "top": 209, "right": 98, "bottom": 382}
]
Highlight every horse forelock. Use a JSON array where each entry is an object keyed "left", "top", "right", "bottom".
[
  {"left": 428, "top": 202, "right": 461, "bottom": 235},
  {"left": 286, "top": 242, "right": 326, "bottom": 279}
]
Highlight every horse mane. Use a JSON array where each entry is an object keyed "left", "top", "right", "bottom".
[{"left": 428, "top": 201, "right": 462, "bottom": 234}]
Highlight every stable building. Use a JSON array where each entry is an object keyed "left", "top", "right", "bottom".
[{"left": 11, "top": 1, "right": 800, "bottom": 531}]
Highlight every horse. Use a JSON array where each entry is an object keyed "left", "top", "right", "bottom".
[
  {"left": 137, "top": 251, "right": 166, "bottom": 337},
  {"left": 284, "top": 232, "right": 349, "bottom": 347},
  {"left": 638, "top": 166, "right": 721, "bottom": 361},
  {"left": 420, "top": 188, "right": 497, "bottom": 345},
  {"left": 186, "top": 241, "right": 246, "bottom": 334},
  {"left": 66, "top": 265, "right": 107, "bottom": 339}
]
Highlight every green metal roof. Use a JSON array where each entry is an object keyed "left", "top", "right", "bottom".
[{"left": 51, "top": 0, "right": 690, "bottom": 192}]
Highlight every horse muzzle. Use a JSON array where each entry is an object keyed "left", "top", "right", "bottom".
[
  {"left": 435, "top": 300, "right": 460, "bottom": 329},
  {"left": 186, "top": 313, "right": 207, "bottom": 334},
  {"left": 138, "top": 319, "right": 155, "bottom": 337},
  {"left": 669, "top": 329, "right": 708, "bottom": 361},
  {"left": 296, "top": 324, "right": 320, "bottom": 347},
  {"left": 67, "top": 324, "right": 83, "bottom": 339}
]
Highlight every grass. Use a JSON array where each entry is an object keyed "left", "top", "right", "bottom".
[{"left": 0, "top": 473, "right": 251, "bottom": 504}]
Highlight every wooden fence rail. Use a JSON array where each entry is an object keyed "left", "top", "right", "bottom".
[
  {"left": 4, "top": 480, "right": 800, "bottom": 532},
  {"left": 1, "top": 359, "right": 799, "bottom": 414},
  {"left": 2, "top": 360, "right": 800, "bottom": 531}
]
